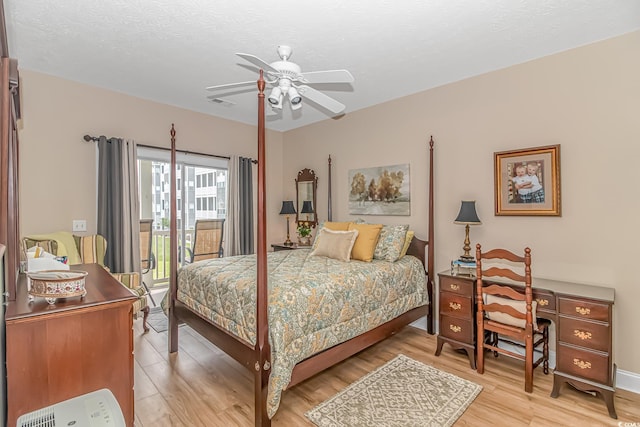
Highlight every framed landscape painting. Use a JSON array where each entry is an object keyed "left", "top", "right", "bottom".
[
  {"left": 494, "top": 145, "right": 561, "bottom": 216},
  {"left": 348, "top": 164, "right": 410, "bottom": 215}
]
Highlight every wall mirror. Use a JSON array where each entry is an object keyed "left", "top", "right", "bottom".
[{"left": 296, "top": 168, "right": 318, "bottom": 227}]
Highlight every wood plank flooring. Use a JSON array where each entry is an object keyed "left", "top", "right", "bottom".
[{"left": 132, "top": 318, "right": 640, "bottom": 426}]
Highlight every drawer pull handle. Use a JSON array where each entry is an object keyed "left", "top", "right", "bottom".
[
  {"left": 449, "top": 325, "right": 462, "bottom": 333},
  {"left": 574, "top": 330, "right": 592, "bottom": 340},
  {"left": 449, "top": 302, "right": 461, "bottom": 310},
  {"left": 573, "top": 358, "right": 592, "bottom": 369},
  {"left": 575, "top": 306, "right": 591, "bottom": 315},
  {"left": 536, "top": 298, "right": 549, "bottom": 306},
  {"left": 450, "top": 284, "right": 460, "bottom": 291}
]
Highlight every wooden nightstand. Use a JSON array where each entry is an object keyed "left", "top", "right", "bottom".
[{"left": 271, "top": 243, "right": 300, "bottom": 251}]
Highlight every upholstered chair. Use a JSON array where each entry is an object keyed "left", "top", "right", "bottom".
[{"left": 22, "top": 234, "right": 149, "bottom": 332}]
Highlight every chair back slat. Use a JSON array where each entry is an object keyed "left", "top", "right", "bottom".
[
  {"left": 481, "top": 266, "right": 526, "bottom": 283},
  {"left": 481, "top": 248, "right": 525, "bottom": 263},
  {"left": 483, "top": 303, "right": 527, "bottom": 319},
  {"left": 483, "top": 283, "right": 526, "bottom": 301}
]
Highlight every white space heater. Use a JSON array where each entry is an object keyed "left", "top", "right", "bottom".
[{"left": 16, "top": 388, "right": 125, "bottom": 427}]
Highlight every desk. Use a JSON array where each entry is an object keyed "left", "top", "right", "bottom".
[
  {"left": 435, "top": 271, "right": 616, "bottom": 419},
  {"left": 5, "top": 264, "right": 137, "bottom": 426}
]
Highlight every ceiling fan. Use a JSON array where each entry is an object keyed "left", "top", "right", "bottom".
[{"left": 206, "top": 45, "right": 354, "bottom": 115}]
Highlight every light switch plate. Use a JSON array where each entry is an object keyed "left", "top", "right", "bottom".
[{"left": 72, "top": 219, "right": 87, "bottom": 232}]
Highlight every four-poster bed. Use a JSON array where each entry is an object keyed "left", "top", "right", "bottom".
[{"left": 167, "top": 71, "right": 435, "bottom": 426}]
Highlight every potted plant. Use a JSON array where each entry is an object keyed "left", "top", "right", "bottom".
[{"left": 297, "top": 223, "right": 313, "bottom": 246}]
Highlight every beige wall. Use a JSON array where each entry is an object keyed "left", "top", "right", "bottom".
[
  {"left": 18, "top": 70, "right": 285, "bottom": 246},
  {"left": 283, "top": 31, "right": 640, "bottom": 374},
  {"left": 17, "top": 31, "right": 640, "bottom": 376}
]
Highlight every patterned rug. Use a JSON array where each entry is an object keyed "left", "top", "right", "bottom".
[{"left": 305, "top": 354, "right": 482, "bottom": 427}]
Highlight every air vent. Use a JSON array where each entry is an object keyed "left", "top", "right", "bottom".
[
  {"left": 18, "top": 406, "right": 55, "bottom": 427},
  {"left": 208, "top": 97, "right": 236, "bottom": 107}
]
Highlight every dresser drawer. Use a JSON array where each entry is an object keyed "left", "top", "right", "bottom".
[
  {"left": 558, "top": 297, "right": 610, "bottom": 322},
  {"left": 439, "top": 314, "right": 474, "bottom": 344},
  {"left": 557, "top": 343, "right": 611, "bottom": 385},
  {"left": 440, "top": 292, "right": 473, "bottom": 317},
  {"left": 440, "top": 276, "right": 474, "bottom": 297},
  {"left": 532, "top": 290, "right": 556, "bottom": 312},
  {"left": 558, "top": 317, "right": 610, "bottom": 352}
]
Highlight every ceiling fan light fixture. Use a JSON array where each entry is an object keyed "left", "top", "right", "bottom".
[
  {"left": 288, "top": 87, "right": 302, "bottom": 105},
  {"left": 268, "top": 87, "right": 282, "bottom": 105}
]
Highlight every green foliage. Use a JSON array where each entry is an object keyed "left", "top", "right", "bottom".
[{"left": 297, "top": 223, "right": 312, "bottom": 237}]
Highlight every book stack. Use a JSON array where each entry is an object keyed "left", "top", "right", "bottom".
[{"left": 451, "top": 259, "right": 477, "bottom": 277}]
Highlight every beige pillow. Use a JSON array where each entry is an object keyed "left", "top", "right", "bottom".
[
  {"left": 348, "top": 223, "right": 383, "bottom": 262},
  {"left": 399, "top": 230, "right": 415, "bottom": 258},
  {"left": 484, "top": 293, "right": 537, "bottom": 329},
  {"left": 310, "top": 228, "right": 359, "bottom": 262}
]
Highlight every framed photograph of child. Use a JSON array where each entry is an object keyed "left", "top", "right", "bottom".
[{"left": 494, "top": 145, "right": 561, "bottom": 216}]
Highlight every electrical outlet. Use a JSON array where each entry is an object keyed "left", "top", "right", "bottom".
[{"left": 72, "top": 220, "right": 87, "bottom": 232}]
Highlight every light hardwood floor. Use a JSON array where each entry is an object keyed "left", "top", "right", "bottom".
[{"left": 133, "top": 318, "right": 640, "bottom": 426}]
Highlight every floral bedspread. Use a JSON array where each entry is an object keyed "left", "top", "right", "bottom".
[{"left": 168, "top": 248, "right": 428, "bottom": 417}]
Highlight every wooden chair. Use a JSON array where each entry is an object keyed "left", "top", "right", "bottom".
[
  {"left": 475, "top": 244, "right": 549, "bottom": 393},
  {"left": 139, "top": 219, "right": 156, "bottom": 306},
  {"left": 185, "top": 219, "right": 224, "bottom": 263}
]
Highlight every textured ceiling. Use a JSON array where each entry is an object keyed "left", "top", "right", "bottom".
[{"left": 5, "top": 0, "right": 640, "bottom": 132}]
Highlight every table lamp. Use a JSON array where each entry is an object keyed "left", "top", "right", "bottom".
[
  {"left": 301, "top": 200, "right": 314, "bottom": 223},
  {"left": 454, "top": 200, "right": 481, "bottom": 262},
  {"left": 279, "top": 200, "right": 297, "bottom": 247}
]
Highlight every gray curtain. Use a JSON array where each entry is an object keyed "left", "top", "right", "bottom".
[
  {"left": 97, "top": 137, "right": 141, "bottom": 273},
  {"left": 224, "top": 155, "right": 240, "bottom": 256},
  {"left": 238, "top": 156, "right": 254, "bottom": 254}
]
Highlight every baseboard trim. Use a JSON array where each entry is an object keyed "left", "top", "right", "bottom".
[{"left": 617, "top": 369, "right": 640, "bottom": 394}]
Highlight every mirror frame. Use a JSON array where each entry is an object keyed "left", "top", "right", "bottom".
[{"left": 296, "top": 168, "right": 318, "bottom": 228}]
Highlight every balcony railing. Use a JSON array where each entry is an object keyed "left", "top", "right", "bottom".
[{"left": 148, "top": 228, "right": 194, "bottom": 287}]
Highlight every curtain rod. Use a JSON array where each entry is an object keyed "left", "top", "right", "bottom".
[{"left": 83, "top": 134, "right": 256, "bottom": 163}]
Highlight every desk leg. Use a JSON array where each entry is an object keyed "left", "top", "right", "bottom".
[
  {"left": 551, "top": 373, "right": 617, "bottom": 420},
  {"left": 435, "top": 336, "right": 476, "bottom": 370}
]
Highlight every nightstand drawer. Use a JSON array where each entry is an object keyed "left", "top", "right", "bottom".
[
  {"left": 557, "top": 343, "right": 611, "bottom": 385},
  {"left": 559, "top": 297, "right": 609, "bottom": 322},
  {"left": 440, "top": 292, "right": 472, "bottom": 317},
  {"left": 439, "top": 314, "right": 474, "bottom": 343},
  {"left": 439, "top": 276, "right": 474, "bottom": 297},
  {"left": 558, "top": 317, "right": 609, "bottom": 352}
]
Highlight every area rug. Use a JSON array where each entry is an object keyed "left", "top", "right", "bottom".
[
  {"left": 305, "top": 354, "right": 482, "bottom": 427},
  {"left": 147, "top": 306, "right": 184, "bottom": 333}
]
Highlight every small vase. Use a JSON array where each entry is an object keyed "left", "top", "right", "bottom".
[{"left": 298, "top": 235, "right": 312, "bottom": 246}]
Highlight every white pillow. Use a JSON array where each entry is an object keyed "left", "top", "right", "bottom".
[
  {"left": 484, "top": 293, "right": 537, "bottom": 329},
  {"left": 310, "top": 228, "right": 359, "bottom": 262}
]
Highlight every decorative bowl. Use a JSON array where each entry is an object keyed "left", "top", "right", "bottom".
[{"left": 27, "top": 270, "right": 88, "bottom": 305}]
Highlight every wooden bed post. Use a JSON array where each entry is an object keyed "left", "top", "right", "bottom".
[
  {"left": 169, "top": 124, "right": 179, "bottom": 352},
  {"left": 427, "top": 136, "right": 435, "bottom": 334},
  {"left": 255, "top": 70, "right": 271, "bottom": 426}
]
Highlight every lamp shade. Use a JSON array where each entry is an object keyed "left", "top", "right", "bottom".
[
  {"left": 301, "top": 200, "right": 314, "bottom": 214},
  {"left": 454, "top": 200, "right": 482, "bottom": 225},
  {"left": 279, "top": 200, "right": 296, "bottom": 215}
]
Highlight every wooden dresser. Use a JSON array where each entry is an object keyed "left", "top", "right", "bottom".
[
  {"left": 435, "top": 271, "right": 616, "bottom": 418},
  {"left": 5, "top": 263, "right": 137, "bottom": 426}
]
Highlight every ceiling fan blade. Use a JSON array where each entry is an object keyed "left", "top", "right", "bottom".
[
  {"left": 297, "top": 85, "right": 346, "bottom": 114},
  {"left": 300, "top": 70, "right": 354, "bottom": 84},
  {"left": 236, "top": 53, "right": 280, "bottom": 74},
  {"left": 206, "top": 81, "right": 255, "bottom": 91}
]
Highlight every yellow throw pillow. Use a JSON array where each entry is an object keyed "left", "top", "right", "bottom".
[
  {"left": 310, "top": 228, "right": 359, "bottom": 262},
  {"left": 399, "top": 230, "right": 415, "bottom": 258},
  {"left": 323, "top": 221, "right": 352, "bottom": 231},
  {"left": 348, "top": 223, "right": 383, "bottom": 262}
]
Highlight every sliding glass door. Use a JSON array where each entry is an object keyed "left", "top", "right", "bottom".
[{"left": 137, "top": 147, "right": 227, "bottom": 288}]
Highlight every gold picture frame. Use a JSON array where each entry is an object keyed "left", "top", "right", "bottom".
[{"left": 494, "top": 145, "right": 561, "bottom": 216}]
